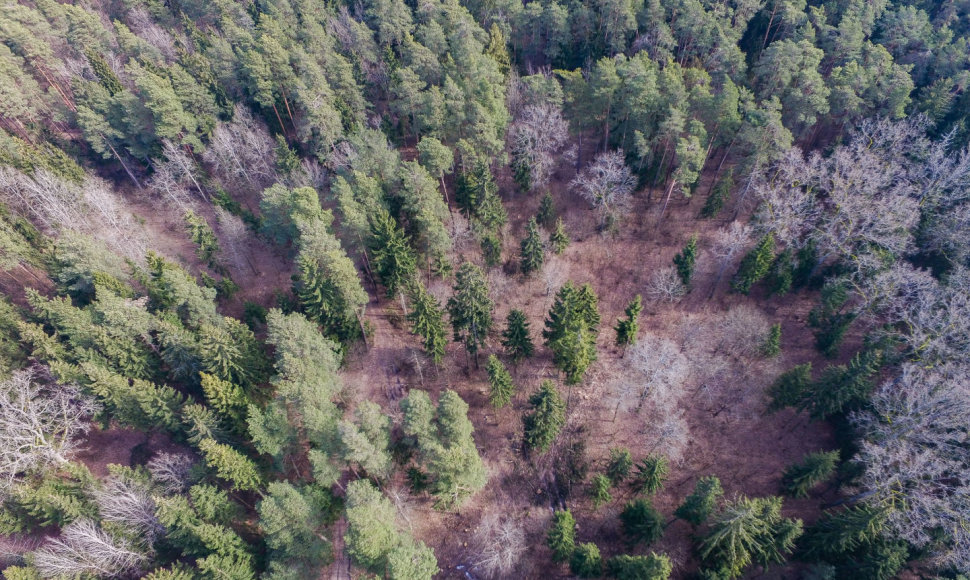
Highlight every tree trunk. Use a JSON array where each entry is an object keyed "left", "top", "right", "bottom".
[
  {"left": 106, "top": 141, "right": 143, "bottom": 189},
  {"left": 656, "top": 179, "right": 678, "bottom": 226}
]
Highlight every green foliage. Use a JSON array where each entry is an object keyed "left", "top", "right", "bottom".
[
  {"left": 760, "top": 323, "right": 782, "bottom": 358},
  {"left": 369, "top": 208, "right": 417, "bottom": 297},
  {"left": 446, "top": 263, "right": 493, "bottom": 360},
  {"left": 486, "top": 354, "right": 516, "bottom": 408},
  {"left": 589, "top": 473, "right": 613, "bottom": 508},
  {"left": 501, "top": 309, "right": 535, "bottom": 363},
  {"left": 339, "top": 401, "right": 394, "bottom": 481},
  {"left": 3, "top": 566, "right": 42, "bottom": 580},
  {"left": 675, "top": 476, "right": 723, "bottom": 526},
  {"left": 258, "top": 482, "right": 333, "bottom": 571},
  {"left": 766, "top": 363, "right": 813, "bottom": 412},
  {"left": 634, "top": 455, "right": 669, "bottom": 495},
  {"left": 614, "top": 295, "right": 642, "bottom": 347},
  {"left": 732, "top": 233, "right": 775, "bottom": 294},
  {"left": 547, "top": 510, "right": 576, "bottom": 562},
  {"left": 606, "top": 553, "right": 673, "bottom": 580},
  {"left": 455, "top": 160, "right": 506, "bottom": 232},
  {"left": 523, "top": 380, "right": 566, "bottom": 452},
  {"left": 809, "top": 281, "right": 856, "bottom": 358},
  {"left": 765, "top": 249, "right": 794, "bottom": 296},
  {"left": 200, "top": 372, "right": 247, "bottom": 424},
  {"left": 620, "top": 499, "right": 664, "bottom": 546},
  {"left": 197, "top": 439, "right": 263, "bottom": 492},
  {"left": 606, "top": 447, "right": 634, "bottom": 486},
  {"left": 406, "top": 283, "right": 447, "bottom": 365},
  {"left": 260, "top": 185, "right": 324, "bottom": 246},
  {"left": 803, "top": 349, "right": 883, "bottom": 419},
  {"left": 801, "top": 506, "right": 905, "bottom": 580},
  {"left": 550, "top": 218, "right": 569, "bottom": 254},
  {"left": 184, "top": 210, "right": 221, "bottom": 266},
  {"left": 520, "top": 217, "right": 545, "bottom": 275},
  {"left": 570, "top": 543, "right": 603, "bottom": 578},
  {"left": 699, "top": 496, "right": 803, "bottom": 579},
  {"left": 701, "top": 170, "right": 732, "bottom": 219},
  {"left": 782, "top": 451, "right": 839, "bottom": 498},
  {"left": 543, "top": 282, "right": 600, "bottom": 383},
  {"left": 479, "top": 231, "right": 502, "bottom": 268},
  {"left": 537, "top": 192, "right": 556, "bottom": 228},
  {"left": 672, "top": 234, "right": 698, "bottom": 287},
  {"left": 0, "top": 464, "right": 97, "bottom": 534}
]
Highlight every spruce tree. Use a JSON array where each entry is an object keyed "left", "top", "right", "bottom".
[
  {"left": 672, "top": 234, "right": 698, "bottom": 287},
  {"left": 550, "top": 218, "right": 569, "bottom": 254},
  {"left": 761, "top": 323, "right": 782, "bottom": 357},
  {"left": 701, "top": 170, "right": 732, "bottom": 219},
  {"left": 614, "top": 295, "right": 642, "bottom": 348},
  {"left": 606, "top": 554, "right": 672, "bottom": 580},
  {"left": 523, "top": 380, "right": 566, "bottom": 452},
  {"left": 446, "top": 263, "right": 494, "bottom": 363},
  {"left": 197, "top": 439, "right": 263, "bottom": 492},
  {"left": 633, "top": 455, "right": 669, "bottom": 495},
  {"left": 368, "top": 208, "right": 417, "bottom": 297},
  {"left": 544, "top": 282, "right": 600, "bottom": 384},
  {"left": 547, "top": 510, "right": 576, "bottom": 562},
  {"left": 766, "top": 363, "right": 812, "bottom": 411},
  {"left": 803, "top": 349, "right": 882, "bottom": 419},
  {"left": 620, "top": 499, "right": 664, "bottom": 546},
  {"left": 766, "top": 249, "right": 794, "bottom": 296},
  {"left": 607, "top": 447, "right": 634, "bottom": 486},
  {"left": 520, "top": 217, "right": 545, "bottom": 276},
  {"left": 407, "top": 283, "right": 447, "bottom": 365},
  {"left": 675, "top": 476, "right": 724, "bottom": 526},
  {"left": 781, "top": 451, "right": 839, "bottom": 498},
  {"left": 199, "top": 372, "right": 247, "bottom": 424},
  {"left": 589, "top": 474, "right": 613, "bottom": 508},
  {"left": 699, "top": 496, "right": 802, "bottom": 579},
  {"left": 732, "top": 233, "right": 775, "bottom": 294},
  {"left": 500, "top": 309, "right": 534, "bottom": 363},
  {"left": 570, "top": 543, "right": 603, "bottom": 578},
  {"left": 537, "top": 192, "right": 556, "bottom": 229},
  {"left": 486, "top": 354, "right": 516, "bottom": 408}
]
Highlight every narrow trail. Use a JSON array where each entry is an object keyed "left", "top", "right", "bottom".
[{"left": 328, "top": 516, "right": 351, "bottom": 580}]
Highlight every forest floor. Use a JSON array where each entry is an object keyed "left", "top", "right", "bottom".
[{"left": 51, "top": 154, "right": 845, "bottom": 578}]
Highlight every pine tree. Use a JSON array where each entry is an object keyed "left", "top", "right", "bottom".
[
  {"left": 520, "top": 217, "right": 545, "bottom": 276},
  {"left": 761, "top": 323, "right": 782, "bottom": 357},
  {"left": 620, "top": 499, "right": 664, "bottom": 546},
  {"left": 570, "top": 543, "right": 603, "bottom": 578},
  {"left": 407, "top": 284, "right": 447, "bottom": 365},
  {"left": 500, "top": 309, "right": 534, "bottom": 363},
  {"left": 675, "top": 476, "right": 724, "bottom": 526},
  {"left": 589, "top": 474, "right": 613, "bottom": 508},
  {"left": 550, "top": 218, "right": 569, "bottom": 254},
  {"left": 633, "top": 455, "right": 669, "bottom": 495},
  {"left": 732, "top": 233, "right": 775, "bottom": 294},
  {"left": 537, "top": 192, "right": 556, "bottom": 229},
  {"left": 614, "top": 295, "right": 642, "bottom": 348},
  {"left": 426, "top": 391, "right": 488, "bottom": 509},
  {"left": 699, "top": 496, "right": 802, "bottom": 579},
  {"left": 446, "top": 263, "right": 494, "bottom": 362},
  {"left": 781, "top": 451, "right": 839, "bottom": 498},
  {"left": 486, "top": 355, "right": 516, "bottom": 408},
  {"left": 607, "top": 447, "right": 633, "bottom": 486},
  {"left": 547, "top": 510, "right": 576, "bottom": 562},
  {"left": 672, "top": 234, "right": 698, "bottom": 287},
  {"left": 523, "top": 380, "right": 566, "bottom": 452},
  {"left": 369, "top": 208, "right": 417, "bottom": 297}
]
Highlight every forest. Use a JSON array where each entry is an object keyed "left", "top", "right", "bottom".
[{"left": 0, "top": 0, "right": 969, "bottom": 578}]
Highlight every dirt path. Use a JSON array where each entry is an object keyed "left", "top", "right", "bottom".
[{"left": 327, "top": 516, "right": 351, "bottom": 580}]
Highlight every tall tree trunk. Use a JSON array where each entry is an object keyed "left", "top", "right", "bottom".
[{"left": 657, "top": 179, "right": 678, "bottom": 226}]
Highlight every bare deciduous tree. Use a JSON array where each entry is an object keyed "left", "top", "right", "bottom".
[
  {"left": 471, "top": 513, "right": 526, "bottom": 579},
  {"left": 646, "top": 266, "right": 686, "bottom": 302},
  {"left": 628, "top": 334, "right": 690, "bottom": 412},
  {"left": 94, "top": 477, "right": 162, "bottom": 541},
  {"left": 203, "top": 106, "right": 278, "bottom": 191},
  {"left": 508, "top": 103, "right": 570, "bottom": 190},
  {"left": 147, "top": 452, "right": 195, "bottom": 494},
  {"left": 852, "top": 362, "right": 970, "bottom": 572},
  {"left": 31, "top": 519, "right": 147, "bottom": 578},
  {"left": 214, "top": 207, "right": 257, "bottom": 275},
  {"left": 0, "top": 369, "right": 99, "bottom": 494},
  {"left": 710, "top": 221, "right": 751, "bottom": 296},
  {"left": 571, "top": 150, "right": 636, "bottom": 229},
  {"left": 717, "top": 304, "right": 770, "bottom": 359},
  {"left": 153, "top": 140, "right": 206, "bottom": 201}
]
